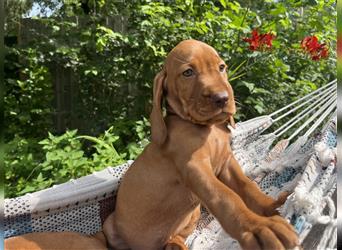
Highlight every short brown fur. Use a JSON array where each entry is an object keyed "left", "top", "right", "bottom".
[{"left": 103, "top": 40, "right": 298, "bottom": 250}]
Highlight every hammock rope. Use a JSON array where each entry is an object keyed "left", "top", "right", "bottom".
[
  {"left": 272, "top": 82, "right": 336, "bottom": 123},
  {"left": 274, "top": 87, "right": 336, "bottom": 136},
  {"left": 302, "top": 104, "right": 336, "bottom": 138},
  {"left": 269, "top": 79, "right": 336, "bottom": 117},
  {"left": 231, "top": 81, "right": 336, "bottom": 175},
  {"left": 4, "top": 80, "right": 337, "bottom": 250},
  {"left": 239, "top": 83, "right": 336, "bottom": 178}
]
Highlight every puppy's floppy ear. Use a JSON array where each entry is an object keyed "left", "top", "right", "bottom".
[{"left": 150, "top": 69, "right": 167, "bottom": 146}]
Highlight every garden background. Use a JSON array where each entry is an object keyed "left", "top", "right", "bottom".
[{"left": 4, "top": 0, "right": 336, "bottom": 198}]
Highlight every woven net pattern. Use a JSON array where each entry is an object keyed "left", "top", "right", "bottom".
[
  {"left": 4, "top": 113, "right": 336, "bottom": 249},
  {"left": 4, "top": 161, "right": 132, "bottom": 238}
]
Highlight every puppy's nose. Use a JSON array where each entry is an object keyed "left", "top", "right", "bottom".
[{"left": 211, "top": 91, "right": 229, "bottom": 108}]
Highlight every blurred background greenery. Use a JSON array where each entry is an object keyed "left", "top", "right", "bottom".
[{"left": 4, "top": 0, "right": 336, "bottom": 198}]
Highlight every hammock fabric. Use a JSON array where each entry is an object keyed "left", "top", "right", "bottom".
[{"left": 4, "top": 80, "right": 337, "bottom": 250}]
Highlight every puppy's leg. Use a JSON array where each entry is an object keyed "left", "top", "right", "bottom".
[
  {"left": 164, "top": 206, "right": 200, "bottom": 250},
  {"left": 103, "top": 212, "right": 130, "bottom": 250},
  {"left": 178, "top": 205, "right": 201, "bottom": 239},
  {"left": 5, "top": 232, "right": 107, "bottom": 250},
  {"left": 165, "top": 236, "right": 188, "bottom": 250},
  {"left": 218, "top": 156, "right": 288, "bottom": 216},
  {"left": 178, "top": 159, "right": 298, "bottom": 250}
]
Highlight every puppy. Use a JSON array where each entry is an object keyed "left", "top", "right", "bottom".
[{"left": 103, "top": 40, "right": 299, "bottom": 250}]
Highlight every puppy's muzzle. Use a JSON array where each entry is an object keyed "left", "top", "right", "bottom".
[{"left": 211, "top": 91, "right": 229, "bottom": 108}]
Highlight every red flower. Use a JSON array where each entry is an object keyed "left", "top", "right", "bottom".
[
  {"left": 260, "top": 33, "right": 274, "bottom": 47},
  {"left": 301, "top": 36, "right": 320, "bottom": 52},
  {"left": 311, "top": 55, "right": 320, "bottom": 61},
  {"left": 243, "top": 29, "right": 260, "bottom": 51},
  {"left": 301, "top": 36, "right": 329, "bottom": 60},
  {"left": 243, "top": 29, "right": 275, "bottom": 51},
  {"left": 319, "top": 45, "right": 329, "bottom": 58}
]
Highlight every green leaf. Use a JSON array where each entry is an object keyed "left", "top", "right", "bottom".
[
  {"left": 254, "top": 104, "right": 265, "bottom": 114},
  {"left": 236, "top": 81, "right": 255, "bottom": 92},
  {"left": 52, "top": 25, "right": 60, "bottom": 32},
  {"left": 18, "top": 186, "right": 36, "bottom": 195},
  {"left": 227, "top": 1, "right": 240, "bottom": 13},
  {"left": 219, "top": 0, "right": 227, "bottom": 8}
]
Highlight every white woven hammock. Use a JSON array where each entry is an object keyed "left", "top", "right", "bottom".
[{"left": 4, "top": 80, "right": 337, "bottom": 250}]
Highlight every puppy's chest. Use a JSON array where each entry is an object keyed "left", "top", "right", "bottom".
[{"left": 207, "top": 129, "right": 231, "bottom": 173}]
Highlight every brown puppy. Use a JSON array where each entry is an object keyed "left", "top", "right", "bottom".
[
  {"left": 103, "top": 40, "right": 299, "bottom": 250},
  {"left": 5, "top": 231, "right": 107, "bottom": 250}
]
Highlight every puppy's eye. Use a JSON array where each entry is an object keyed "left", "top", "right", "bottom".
[
  {"left": 219, "top": 64, "right": 226, "bottom": 72},
  {"left": 183, "top": 69, "right": 193, "bottom": 77}
]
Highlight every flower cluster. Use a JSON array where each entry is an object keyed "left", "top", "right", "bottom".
[
  {"left": 301, "top": 36, "right": 329, "bottom": 61},
  {"left": 243, "top": 29, "right": 275, "bottom": 51},
  {"left": 243, "top": 30, "right": 329, "bottom": 61}
]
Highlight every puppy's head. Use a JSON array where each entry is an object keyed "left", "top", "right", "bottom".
[{"left": 151, "top": 40, "right": 236, "bottom": 145}]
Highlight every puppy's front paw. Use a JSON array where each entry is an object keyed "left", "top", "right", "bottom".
[
  {"left": 262, "top": 192, "right": 290, "bottom": 217},
  {"left": 239, "top": 215, "right": 299, "bottom": 250}
]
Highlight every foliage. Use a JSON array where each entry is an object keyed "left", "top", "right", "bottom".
[
  {"left": 5, "top": 122, "right": 148, "bottom": 198},
  {"left": 5, "top": 46, "right": 53, "bottom": 140},
  {"left": 5, "top": 136, "right": 44, "bottom": 197},
  {"left": 4, "top": 0, "right": 336, "bottom": 197}
]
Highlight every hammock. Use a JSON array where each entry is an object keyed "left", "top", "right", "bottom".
[{"left": 4, "top": 79, "right": 337, "bottom": 250}]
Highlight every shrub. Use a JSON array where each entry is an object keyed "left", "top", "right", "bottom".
[
  {"left": 4, "top": 0, "right": 336, "bottom": 197},
  {"left": 5, "top": 120, "right": 149, "bottom": 198}
]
